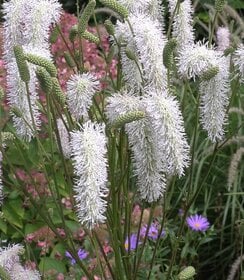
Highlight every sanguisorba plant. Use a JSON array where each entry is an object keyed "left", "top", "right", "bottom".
[{"left": 0, "top": 0, "right": 243, "bottom": 279}]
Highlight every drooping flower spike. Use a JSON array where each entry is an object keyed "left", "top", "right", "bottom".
[{"left": 70, "top": 121, "right": 108, "bottom": 229}]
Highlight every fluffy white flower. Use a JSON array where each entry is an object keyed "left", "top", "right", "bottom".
[
  {"left": 177, "top": 43, "right": 218, "bottom": 80},
  {"left": 70, "top": 121, "right": 108, "bottom": 229},
  {"left": 171, "top": 0, "right": 195, "bottom": 50},
  {"left": 56, "top": 117, "right": 71, "bottom": 159},
  {"left": 106, "top": 90, "right": 166, "bottom": 202},
  {"left": 25, "top": 0, "right": 62, "bottom": 50},
  {"left": 144, "top": 92, "right": 190, "bottom": 176},
  {"left": 66, "top": 73, "right": 99, "bottom": 120},
  {"left": 3, "top": 0, "right": 62, "bottom": 140},
  {"left": 115, "top": 13, "right": 167, "bottom": 93},
  {"left": 0, "top": 244, "right": 24, "bottom": 273},
  {"left": 199, "top": 55, "right": 230, "bottom": 142},
  {"left": 6, "top": 61, "right": 40, "bottom": 141},
  {"left": 2, "top": 0, "right": 61, "bottom": 61},
  {"left": 216, "top": 27, "right": 230, "bottom": 51},
  {"left": 126, "top": 117, "right": 166, "bottom": 202},
  {"left": 2, "top": 0, "right": 32, "bottom": 62},
  {"left": 9, "top": 263, "right": 41, "bottom": 280},
  {"left": 106, "top": 90, "right": 143, "bottom": 124},
  {"left": 117, "top": 0, "right": 164, "bottom": 24},
  {"left": 233, "top": 44, "right": 244, "bottom": 82}
]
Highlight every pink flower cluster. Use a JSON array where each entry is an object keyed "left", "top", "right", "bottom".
[{"left": 51, "top": 12, "right": 117, "bottom": 89}]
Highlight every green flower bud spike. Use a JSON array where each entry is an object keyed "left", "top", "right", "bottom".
[
  {"left": 13, "top": 46, "right": 30, "bottom": 83},
  {"left": 36, "top": 67, "right": 53, "bottom": 93},
  {"left": 98, "top": 0, "right": 128, "bottom": 18},
  {"left": 112, "top": 111, "right": 145, "bottom": 128},
  {"left": 25, "top": 54, "right": 57, "bottom": 77},
  {"left": 107, "top": 45, "right": 116, "bottom": 64},
  {"left": 78, "top": 0, "right": 96, "bottom": 35},
  {"left": 64, "top": 52, "right": 76, "bottom": 68},
  {"left": 163, "top": 38, "right": 177, "bottom": 69},
  {"left": 104, "top": 19, "right": 115, "bottom": 36},
  {"left": 82, "top": 31, "right": 100, "bottom": 45},
  {"left": 69, "top": 25, "right": 78, "bottom": 42},
  {"left": 0, "top": 265, "right": 11, "bottom": 280},
  {"left": 49, "top": 25, "right": 59, "bottom": 44},
  {"left": 215, "top": 0, "right": 226, "bottom": 12},
  {"left": 125, "top": 47, "right": 137, "bottom": 61},
  {"left": 1, "top": 132, "right": 15, "bottom": 144},
  {"left": 0, "top": 86, "right": 4, "bottom": 100},
  {"left": 178, "top": 266, "right": 196, "bottom": 280},
  {"left": 200, "top": 66, "right": 219, "bottom": 81},
  {"left": 224, "top": 46, "right": 235, "bottom": 57},
  {"left": 51, "top": 77, "right": 66, "bottom": 106},
  {"left": 11, "top": 107, "right": 23, "bottom": 118}
]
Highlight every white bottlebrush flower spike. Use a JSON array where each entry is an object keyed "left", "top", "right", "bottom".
[
  {"left": 25, "top": 0, "right": 62, "bottom": 50},
  {"left": 0, "top": 244, "right": 24, "bottom": 273},
  {"left": 9, "top": 263, "right": 41, "bottom": 280},
  {"left": 145, "top": 92, "right": 190, "bottom": 176},
  {"left": 199, "top": 55, "right": 230, "bottom": 142},
  {"left": 126, "top": 117, "right": 166, "bottom": 202},
  {"left": 70, "top": 121, "right": 108, "bottom": 229},
  {"left": 56, "top": 117, "right": 71, "bottom": 159},
  {"left": 2, "top": 0, "right": 32, "bottom": 62},
  {"left": 171, "top": 0, "right": 195, "bottom": 50},
  {"left": 106, "top": 90, "right": 166, "bottom": 202},
  {"left": 106, "top": 90, "right": 144, "bottom": 124},
  {"left": 117, "top": 0, "right": 164, "bottom": 24},
  {"left": 3, "top": 0, "right": 62, "bottom": 141},
  {"left": 115, "top": 13, "right": 167, "bottom": 93},
  {"left": 233, "top": 44, "right": 244, "bottom": 82},
  {"left": 216, "top": 27, "right": 230, "bottom": 51},
  {"left": 178, "top": 43, "right": 218, "bottom": 80},
  {"left": 6, "top": 61, "right": 41, "bottom": 141},
  {"left": 67, "top": 73, "right": 99, "bottom": 120}
]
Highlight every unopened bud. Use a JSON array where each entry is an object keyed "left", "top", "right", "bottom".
[
  {"left": 112, "top": 111, "right": 145, "bottom": 128},
  {"left": 200, "top": 66, "right": 219, "bottom": 81},
  {"left": 178, "top": 266, "right": 196, "bottom": 280},
  {"left": 13, "top": 46, "right": 30, "bottom": 83},
  {"left": 215, "top": 0, "right": 226, "bottom": 12},
  {"left": 163, "top": 38, "right": 177, "bottom": 69},
  {"left": 98, "top": 0, "right": 128, "bottom": 18},
  {"left": 25, "top": 54, "right": 57, "bottom": 77}
]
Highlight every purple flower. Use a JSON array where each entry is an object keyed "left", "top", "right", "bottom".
[
  {"left": 140, "top": 222, "right": 165, "bottom": 240},
  {"left": 186, "top": 214, "right": 210, "bottom": 232},
  {"left": 65, "top": 248, "right": 88, "bottom": 265},
  {"left": 125, "top": 234, "right": 141, "bottom": 251}
]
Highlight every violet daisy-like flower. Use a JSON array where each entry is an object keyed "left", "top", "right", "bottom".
[
  {"left": 125, "top": 234, "right": 141, "bottom": 251},
  {"left": 70, "top": 121, "right": 108, "bottom": 229},
  {"left": 66, "top": 73, "right": 99, "bottom": 120},
  {"left": 140, "top": 222, "right": 165, "bottom": 240},
  {"left": 65, "top": 249, "right": 88, "bottom": 265},
  {"left": 186, "top": 214, "right": 210, "bottom": 232}
]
